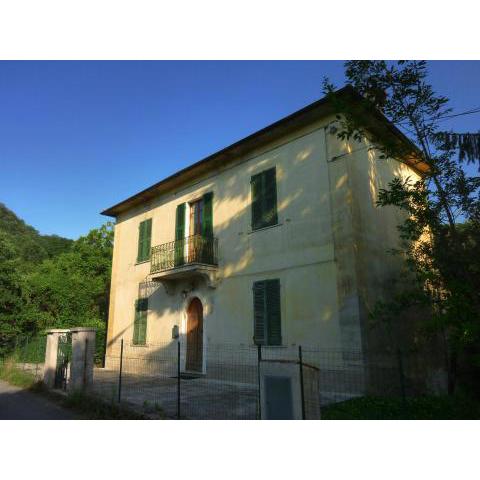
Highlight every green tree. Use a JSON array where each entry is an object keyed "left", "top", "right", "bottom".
[
  {"left": 0, "top": 202, "right": 73, "bottom": 268},
  {"left": 0, "top": 232, "right": 25, "bottom": 351},
  {"left": 0, "top": 201, "right": 113, "bottom": 358},
  {"left": 324, "top": 61, "right": 480, "bottom": 393},
  {"left": 21, "top": 223, "right": 114, "bottom": 355}
]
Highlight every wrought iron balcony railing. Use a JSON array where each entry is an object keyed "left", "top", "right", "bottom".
[{"left": 150, "top": 235, "right": 218, "bottom": 275}]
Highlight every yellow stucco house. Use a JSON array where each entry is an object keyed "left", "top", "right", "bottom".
[{"left": 102, "top": 86, "right": 427, "bottom": 374}]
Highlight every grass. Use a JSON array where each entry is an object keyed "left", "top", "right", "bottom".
[
  {"left": 61, "top": 390, "right": 146, "bottom": 420},
  {"left": 0, "top": 357, "right": 42, "bottom": 389},
  {"left": 142, "top": 399, "right": 168, "bottom": 419},
  {"left": 0, "top": 357, "right": 147, "bottom": 419},
  {"left": 322, "top": 395, "right": 480, "bottom": 420}
]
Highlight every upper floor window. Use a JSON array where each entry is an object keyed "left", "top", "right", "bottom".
[
  {"left": 175, "top": 192, "right": 214, "bottom": 240},
  {"left": 251, "top": 167, "right": 278, "bottom": 231},
  {"left": 189, "top": 192, "right": 213, "bottom": 237},
  {"left": 174, "top": 193, "right": 214, "bottom": 267},
  {"left": 137, "top": 218, "right": 152, "bottom": 263}
]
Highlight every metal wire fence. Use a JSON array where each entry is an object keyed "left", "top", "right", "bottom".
[
  {"left": 0, "top": 335, "right": 47, "bottom": 381},
  {"left": 87, "top": 339, "right": 450, "bottom": 420},
  {"left": 0, "top": 334, "right": 455, "bottom": 419}
]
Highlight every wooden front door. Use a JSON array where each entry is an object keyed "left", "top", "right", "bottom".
[{"left": 186, "top": 298, "right": 203, "bottom": 372}]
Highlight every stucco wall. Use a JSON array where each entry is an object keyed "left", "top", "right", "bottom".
[
  {"left": 105, "top": 115, "right": 422, "bottom": 365},
  {"left": 324, "top": 126, "right": 422, "bottom": 353}
]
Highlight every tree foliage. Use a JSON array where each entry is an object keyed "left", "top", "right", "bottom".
[
  {"left": 0, "top": 231, "right": 24, "bottom": 343},
  {"left": 0, "top": 204, "right": 113, "bottom": 355},
  {"left": 0, "top": 203, "right": 73, "bottom": 267},
  {"left": 22, "top": 223, "right": 113, "bottom": 331},
  {"left": 325, "top": 61, "right": 480, "bottom": 393}
]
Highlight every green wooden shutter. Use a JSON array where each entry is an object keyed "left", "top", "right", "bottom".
[
  {"left": 253, "top": 281, "right": 266, "bottom": 344},
  {"left": 175, "top": 203, "right": 186, "bottom": 266},
  {"left": 137, "top": 218, "right": 152, "bottom": 262},
  {"left": 263, "top": 168, "right": 278, "bottom": 227},
  {"left": 137, "top": 311, "right": 147, "bottom": 345},
  {"left": 202, "top": 192, "right": 213, "bottom": 238},
  {"left": 265, "top": 279, "right": 282, "bottom": 345},
  {"left": 133, "top": 298, "right": 148, "bottom": 345},
  {"left": 137, "top": 221, "right": 145, "bottom": 262},
  {"left": 175, "top": 204, "right": 186, "bottom": 240},
  {"left": 251, "top": 168, "right": 278, "bottom": 230},
  {"left": 144, "top": 219, "right": 152, "bottom": 260},
  {"left": 251, "top": 173, "right": 262, "bottom": 230},
  {"left": 137, "top": 219, "right": 152, "bottom": 263}
]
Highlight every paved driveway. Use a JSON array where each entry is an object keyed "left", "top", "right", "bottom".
[
  {"left": 91, "top": 368, "right": 259, "bottom": 419},
  {"left": 0, "top": 380, "right": 78, "bottom": 420}
]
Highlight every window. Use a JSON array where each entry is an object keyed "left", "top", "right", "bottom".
[
  {"left": 251, "top": 167, "right": 278, "bottom": 230},
  {"left": 202, "top": 192, "right": 213, "bottom": 237},
  {"left": 137, "top": 219, "right": 152, "bottom": 263},
  {"left": 133, "top": 298, "right": 148, "bottom": 345},
  {"left": 187, "top": 192, "right": 214, "bottom": 238},
  {"left": 176, "top": 193, "right": 214, "bottom": 266},
  {"left": 253, "top": 279, "right": 282, "bottom": 345}
]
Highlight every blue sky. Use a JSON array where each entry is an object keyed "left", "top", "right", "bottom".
[{"left": 1, "top": 60, "right": 479, "bottom": 239}]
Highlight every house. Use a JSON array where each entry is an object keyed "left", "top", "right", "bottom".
[{"left": 101, "top": 86, "right": 427, "bottom": 374}]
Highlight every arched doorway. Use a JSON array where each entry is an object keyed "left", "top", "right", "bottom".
[{"left": 186, "top": 297, "right": 203, "bottom": 372}]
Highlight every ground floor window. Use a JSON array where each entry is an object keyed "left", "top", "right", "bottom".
[
  {"left": 253, "top": 279, "right": 282, "bottom": 345},
  {"left": 133, "top": 298, "right": 148, "bottom": 345}
]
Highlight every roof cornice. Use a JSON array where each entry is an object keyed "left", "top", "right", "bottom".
[{"left": 101, "top": 86, "right": 426, "bottom": 217}]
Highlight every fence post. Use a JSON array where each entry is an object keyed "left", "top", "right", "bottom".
[
  {"left": 397, "top": 348, "right": 406, "bottom": 404},
  {"left": 83, "top": 338, "right": 89, "bottom": 388},
  {"left": 299, "top": 346, "right": 306, "bottom": 420},
  {"left": 177, "top": 340, "right": 181, "bottom": 419},
  {"left": 118, "top": 339, "right": 124, "bottom": 403},
  {"left": 14, "top": 335, "right": 19, "bottom": 364},
  {"left": 22, "top": 337, "right": 29, "bottom": 370},
  {"left": 257, "top": 344, "right": 262, "bottom": 419},
  {"left": 35, "top": 339, "right": 39, "bottom": 378}
]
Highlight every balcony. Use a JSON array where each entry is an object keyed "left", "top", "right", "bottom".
[{"left": 149, "top": 235, "right": 219, "bottom": 292}]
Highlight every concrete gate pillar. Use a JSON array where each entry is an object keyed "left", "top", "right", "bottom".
[
  {"left": 43, "top": 329, "right": 70, "bottom": 388},
  {"left": 70, "top": 328, "right": 96, "bottom": 391}
]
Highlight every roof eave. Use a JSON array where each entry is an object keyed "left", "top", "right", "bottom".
[{"left": 101, "top": 86, "right": 427, "bottom": 218}]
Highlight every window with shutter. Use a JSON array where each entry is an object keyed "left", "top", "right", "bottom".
[
  {"left": 202, "top": 192, "right": 213, "bottom": 238},
  {"left": 253, "top": 281, "right": 266, "bottom": 344},
  {"left": 253, "top": 279, "right": 282, "bottom": 345},
  {"left": 133, "top": 298, "right": 148, "bottom": 345},
  {"left": 265, "top": 279, "right": 282, "bottom": 345},
  {"left": 263, "top": 168, "right": 278, "bottom": 227},
  {"left": 251, "top": 174, "right": 262, "bottom": 231},
  {"left": 137, "top": 219, "right": 152, "bottom": 263},
  {"left": 250, "top": 167, "right": 278, "bottom": 230},
  {"left": 175, "top": 203, "right": 186, "bottom": 266}
]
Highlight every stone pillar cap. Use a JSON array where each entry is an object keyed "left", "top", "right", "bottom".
[
  {"left": 70, "top": 327, "right": 97, "bottom": 333},
  {"left": 46, "top": 329, "right": 71, "bottom": 334}
]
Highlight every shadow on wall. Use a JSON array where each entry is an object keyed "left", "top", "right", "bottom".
[
  {"left": 116, "top": 130, "right": 331, "bottom": 277},
  {"left": 110, "top": 132, "right": 329, "bottom": 347},
  {"left": 108, "top": 127, "right": 416, "bottom": 356},
  {"left": 361, "top": 142, "right": 423, "bottom": 350}
]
